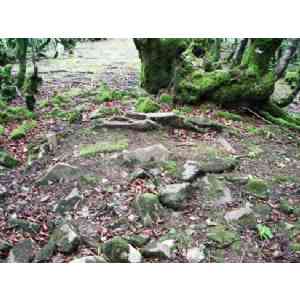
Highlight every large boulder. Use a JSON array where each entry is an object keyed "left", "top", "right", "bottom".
[
  {"left": 134, "top": 193, "right": 164, "bottom": 226},
  {"left": 120, "top": 144, "right": 170, "bottom": 164},
  {"left": 37, "top": 163, "right": 81, "bottom": 185},
  {"left": 55, "top": 187, "right": 83, "bottom": 215},
  {"left": 159, "top": 183, "right": 191, "bottom": 210},
  {"left": 102, "top": 237, "right": 142, "bottom": 263},
  {"left": 0, "top": 149, "right": 19, "bottom": 168},
  {"left": 7, "top": 239, "right": 36, "bottom": 263},
  {"left": 51, "top": 222, "right": 80, "bottom": 254}
]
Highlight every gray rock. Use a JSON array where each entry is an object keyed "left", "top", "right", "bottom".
[
  {"left": 199, "top": 157, "right": 238, "bottom": 174},
  {"left": 159, "top": 183, "right": 191, "bottom": 210},
  {"left": 134, "top": 193, "right": 164, "bottom": 226},
  {"left": 181, "top": 160, "right": 202, "bottom": 181},
  {"left": 7, "top": 239, "right": 36, "bottom": 263},
  {"left": 70, "top": 256, "right": 107, "bottom": 263},
  {"left": 121, "top": 144, "right": 170, "bottom": 164},
  {"left": 186, "top": 245, "right": 206, "bottom": 262},
  {"left": 102, "top": 237, "right": 142, "bottom": 263},
  {"left": 142, "top": 239, "right": 176, "bottom": 259},
  {"left": 37, "top": 163, "right": 81, "bottom": 185},
  {"left": 51, "top": 222, "right": 80, "bottom": 254},
  {"left": 224, "top": 204, "right": 253, "bottom": 222},
  {"left": 8, "top": 217, "right": 41, "bottom": 234},
  {"left": 35, "top": 240, "right": 56, "bottom": 262},
  {"left": 0, "top": 184, "right": 7, "bottom": 202},
  {"left": 55, "top": 188, "right": 83, "bottom": 214},
  {"left": 201, "top": 175, "right": 234, "bottom": 207}
]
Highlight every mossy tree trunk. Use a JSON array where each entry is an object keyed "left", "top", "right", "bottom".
[{"left": 16, "top": 38, "right": 28, "bottom": 88}]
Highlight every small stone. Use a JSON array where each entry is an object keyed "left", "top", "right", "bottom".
[
  {"left": 7, "top": 239, "right": 36, "bottom": 263},
  {"left": 37, "top": 163, "right": 81, "bottom": 185},
  {"left": 224, "top": 204, "right": 253, "bottom": 222},
  {"left": 102, "top": 237, "right": 142, "bottom": 263},
  {"left": 55, "top": 188, "right": 83, "bottom": 214},
  {"left": 134, "top": 193, "right": 164, "bottom": 226},
  {"left": 159, "top": 183, "right": 191, "bottom": 210},
  {"left": 46, "top": 132, "right": 58, "bottom": 152},
  {"left": 142, "top": 239, "right": 176, "bottom": 259},
  {"left": 186, "top": 245, "right": 206, "bottom": 263},
  {"left": 181, "top": 160, "right": 202, "bottom": 181},
  {"left": 0, "top": 184, "right": 7, "bottom": 202},
  {"left": 51, "top": 222, "right": 80, "bottom": 254},
  {"left": 70, "top": 256, "right": 107, "bottom": 263}
]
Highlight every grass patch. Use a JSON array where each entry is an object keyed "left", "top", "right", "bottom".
[
  {"left": 79, "top": 140, "right": 128, "bottom": 157},
  {"left": 10, "top": 120, "right": 37, "bottom": 140}
]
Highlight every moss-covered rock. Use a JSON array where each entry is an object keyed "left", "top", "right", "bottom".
[
  {"left": 134, "top": 193, "right": 164, "bottom": 226},
  {"left": 51, "top": 222, "right": 80, "bottom": 254},
  {"left": 246, "top": 177, "right": 270, "bottom": 198},
  {"left": 0, "top": 125, "right": 4, "bottom": 135},
  {"left": 207, "top": 225, "right": 239, "bottom": 248},
  {"left": 124, "top": 234, "right": 151, "bottom": 248},
  {"left": 34, "top": 240, "right": 56, "bottom": 262},
  {"left": 8, "top": 217, "right": 41, "bottom": 234},
  {"left": 102, "top": 237, "right": 142, "bottom": 263},
  {"left": 135, "top": 97, "right": 160, "bottom": 113},
  {"left": 0, "top": 149, "right": 19, "bottom": 168},
  {"left": 7, "top": 239, "right": 36, "bottom": 263},
  {"left": 216, "top": 111, "right": 242, "bottom": 121}
]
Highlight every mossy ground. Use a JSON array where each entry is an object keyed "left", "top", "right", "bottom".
[{"left": 1, "top": 40, "right": 299, "bottom": 263}]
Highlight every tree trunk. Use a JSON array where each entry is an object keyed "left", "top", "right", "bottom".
[
  {"left": 275, "top": 39, "right": 299, "bottom": 79},
  {"left": 231, "top": 38, "right": 248, "bottom": 66},
  {"left": 16, "top": 38, "right": 28, "bottom": 88}
]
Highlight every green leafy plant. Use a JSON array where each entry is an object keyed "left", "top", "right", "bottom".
[{"left": 257, "top": 224, "right": 273, "bottom": 240}]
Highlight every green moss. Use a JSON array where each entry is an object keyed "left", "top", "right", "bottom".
[
  {"left": 96, "top": 84, "right": 113, "bottom": 103},
  {"left": 0, "top": 125, "right": 4, "bottom": 135},
  {"left": 52, "top": 95, "right": 70, "bottom": 107},
  {"left": 216, "top": 111, "right": 242, "bottom": 121},
  {"left": 80, "top": 175, "right": 100, "bottom": 186},
  {"left": 135, "top": 97, "right": 160, "bottom": 113},
  {"left": 67, "top": 110, "right": 82, "bottom": 124},
  {"left": 38, "top": 99, "right": 49, "bottom": 109},
  {"left": 79, "top": 141, "right": 128, "bottom": 157},
  {"left": 10, "top": 120, "right": 37, "bottom": 140},
  {"left": 160, "top": 93, "right": 173, "bottom": 104},
  {"left": 102, "top": 237, "right": 129, "bottom": 262},
  {"left": 246, "top": 176, "right": 270, "bottom": 198},
  {"left": 290, "top": 243, "right": 300, "bottom": 253},
  {"left": 162, "top": 160, "right": 177, "bottom": 176},
  {"left": 0, "top": 149, "right": 19, "bottom": 168},
  {"left": 207, "top": 225, "right": 239, "bottom": 248},
  {"left": 279, "top": 199, "right": 294, "bottom": 215}
]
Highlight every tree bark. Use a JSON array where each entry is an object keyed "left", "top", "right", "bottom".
[
  {"left": 231, "top": 38, "right": 248, "bottom": 66},
  {"left": 16, "top": 38, "right": 28, "bottom": 88},
  {"left": 275, "top": 39, "right": 299, "bottom": 79}
]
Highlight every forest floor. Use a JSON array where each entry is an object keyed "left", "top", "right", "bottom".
[{"left": 1, "top": 39, "right": 300, "bottom": 263}]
